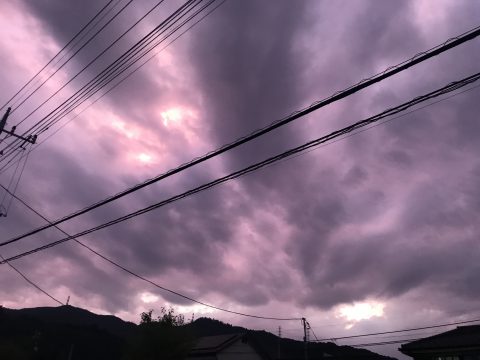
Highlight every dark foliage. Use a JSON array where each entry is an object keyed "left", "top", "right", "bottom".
[{"left": 123, "top": 307, "right": 193, "bottom": 360}]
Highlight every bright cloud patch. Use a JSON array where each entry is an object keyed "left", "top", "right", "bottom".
[
  {"left": 137, "top": 153, "right": 153, "bottom": 164},
  {"left": 175, "top": 303, "right": 216, "bottom": 317},
  {"left": 336, "top": 301, "right": 385, "bottom": 322},
  {"left": 111, "top": 119, "right": 139, "bottom": 139},
  {"left": 161, "top": 108, "right": 183, "bottom": 127},
  {"left": 140, "top": 292, "right": 159, "bottom": 304}
]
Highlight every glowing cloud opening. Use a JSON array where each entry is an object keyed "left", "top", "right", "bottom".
[
  {"left": 336, "top": 301, "right": 385, "bottom": 323},
  {"left": 161, "top": 108, "right": 183, "bottom": 127},
  {"left": 140, "top": 292, "right": 159, "bottom": 304},
  {"left": 137, "top": 153, "right": 153, "bottom": 164}
]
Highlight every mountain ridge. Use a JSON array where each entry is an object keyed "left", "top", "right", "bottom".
[{"left": 0, "top": 305, "right": 397, "bottom": 360}]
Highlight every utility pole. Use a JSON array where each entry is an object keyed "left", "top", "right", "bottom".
[
  {"left": 0, "top": 108, "right": 37, "bottom": 152},
  {"left": 277, "top": 326, "right": 282, "bottom": 360},
  {"left": 302, "top": 318, "right": 308, "bottom": 360}
]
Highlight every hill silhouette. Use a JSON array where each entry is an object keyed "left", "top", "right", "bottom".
[
  {"left": 0, "top": 305, "right": 128, "bottom": 359},
  {"left": 0, "top": 305, "right": 397, "bottom": 360}
]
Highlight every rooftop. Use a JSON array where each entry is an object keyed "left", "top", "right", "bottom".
[{"left": 400, "top": 325, "right": 480, "bottom": 353}]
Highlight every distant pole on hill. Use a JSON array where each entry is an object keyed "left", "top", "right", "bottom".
[
  {"left": 302, "top": 318, "right": 308, "bottom": 360},
  {"left": 277, "top": 326, "right": 282, "bottom": 360}
]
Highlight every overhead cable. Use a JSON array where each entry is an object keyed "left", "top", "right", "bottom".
[
  {"left": 2, "top": 22, "right": 479, "bottom": 242},
  {"left": 0, "top": 0, "right": 227, "bottom": 176},
  {"left": 2, "top": 71, "right": 479, "bottom": 253},
  {"left": 35, "top": 0, "right": 213, "bottom": 136},
  {"left": 0, "top": 252, "right": 63, "bottom": 305},
  {"left": 0, "top": 0, "right": 212, "bottom": 168},
  {"left": 0, "top": 0, "right": 119, "bottom": 112},
  {"left": 307, "top": 320, "right": 319, "bottom": 341},
  {"left": 0, "top": 183, "right": 301, "bottom": 321},
  {"left": 0, "top": 0, "right": 203, "bottom": 159},
  {"left": 1, "top": 16, "right": 479, "bottom": 171},
  {"left": 10, "top": 0, "right": 134, "bottom": 116},
  {"left": 1, "top": 20, "right": 479, "bottom": 168},
  {"left": 348, "top": 338, "right": 420, "bottom": 348},
  {"left": 313, "top": 317, "right": 480, "bottom": 342}
]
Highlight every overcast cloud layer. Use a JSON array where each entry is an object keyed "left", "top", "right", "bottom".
[{"left": 0, "top": 0, "right": 479, "bottom": 358}]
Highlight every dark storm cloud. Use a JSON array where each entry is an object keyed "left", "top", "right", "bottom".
[
  {"left": 186, "top": 0, "right": 420, "bottom": 308},
  {"left": 183, "top": 0, "right": 480, "bottom": 313},
  {"left": 2, "top": 3, "right": 480, "bottom": 344},
  {"left": 187, "top": 0, "right": 309, "bottom": 165},
  {"left": 17, "top": 0, "right": 319, "bottom": 311},
  {"left": 18, "top": 0, "right": 189, "bottom": 131}
]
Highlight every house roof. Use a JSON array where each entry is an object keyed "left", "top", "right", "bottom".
[
  {"left": 400, "top": 325, "right": 480, "bottom": 353},
  {"left": 190, "top": 333, "right": 242, "bottom": 355},
  {"left": 188, "top": 333, "right": 271, "bottom": 360}
]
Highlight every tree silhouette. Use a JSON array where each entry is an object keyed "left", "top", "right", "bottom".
[{"left": 123, "top": 307, "right": 192, "bottom": 360}]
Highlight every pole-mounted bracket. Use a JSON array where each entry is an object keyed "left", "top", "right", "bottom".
[{"left": 0, "top": 107, "right": 37, "bottom": 145}]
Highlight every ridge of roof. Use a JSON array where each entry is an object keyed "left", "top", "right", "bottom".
[
  {"left": 190, "top": 333, "right": 244, "bottom": 354},
  {"left": 400, "top": 325, "right": 480, "bottom": 353}
]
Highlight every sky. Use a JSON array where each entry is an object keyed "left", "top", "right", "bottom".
[{"left": 0, "top": 0, "right": 479, "bottom": 358}]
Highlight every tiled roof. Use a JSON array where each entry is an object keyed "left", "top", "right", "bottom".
[{"left": 400, "top": 325, "right": 480, "bottom": 352}]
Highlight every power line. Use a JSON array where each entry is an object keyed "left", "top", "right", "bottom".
[
  {"left": 252, "top": 81, "right": 480, "bottom": 183},
  {"left": 0, "top": 177, "right": 471, "bottom": 346},
  {"left": 2, "top": 80, "right": 479, "bottom": 329},
  {"left": 3, "top": 71, "right": 478, "bottom": 258},
  {"left": 2, "top": 72, "right": 478, "bottom": 252},
  {"left": 41, "top": 0, "right": 227, "bottom": 143},
  {"left": 313, "top": 317, "right": 480, "bottom": 342},
  {"left": 2, "top": 24, "right": 479, "bottom": 247},
  {"left": 343, "top": 330, "right": 443, "bottom": 341},
  {"left": 307, "top": 320, "right": 319, "bottom": 342},
  {"left": 0, "top": 1, "right": 221, "bottom": 176},
  {"left": 0, "top": 0, "right": 172, "bottom": 158},
  {"left": 0, "top": 0, "right": 215, "bottom": 170},
  {"left": 24, "top": 22, "right": 480, "bottom": 138},
  {"left": 0, "top": 0, "right": 206, "bottom": 159},
  {"left": 348, "top": 338, "right": 420, "bottom": 348},
  {"left": 0, "top": 183, "right": 300, "bottom": 321},
  {"left": 1, "top": 18, "right": 478, "bottom": 170},
  {"left": 0, "top": 0, "right": 228, "bottom": 177},
  {"left": 0, "top": 251, "right": 63, "bottom": 305},
  {"left": 11, "top": 0, "right": 151, "bottom": 123},
  {"left": 6, "top": 19, "right": 480, "bottom": 168},
  {"left": 0, "top": 149, "right": 24, "bottom": 215},
  {"left": 9, "top": 0, "right": 126, "bottom": 112},
  {"left": 0, "top": 0, "right": 119, "bottom": 112},
  {"left": 2, "top": 148, "right": 31, "bottom": 217},
  {"left": 0, "top": 2, "right": 215, "bottom": 173},
  {"left": 10, "top": 0, "right": 134, "bottom": 117},
  {"left": 2, "top": 1, "right": 222, "bottom": 212},
  {"left": 0, "top": 0, "right": 159, "bottom": 158},
  {"left": 9, "top": 0, "right": 126, "bottom": 111},
  {"left": 1, "top": 19, "right": 479, "bottom": 168},
  {"left": 34, "top": 0, "right": 213, "bottom": 136}
]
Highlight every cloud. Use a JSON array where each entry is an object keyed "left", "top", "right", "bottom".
[{"left": 1, "top": 1, "right": 480, "bottom": 358}]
